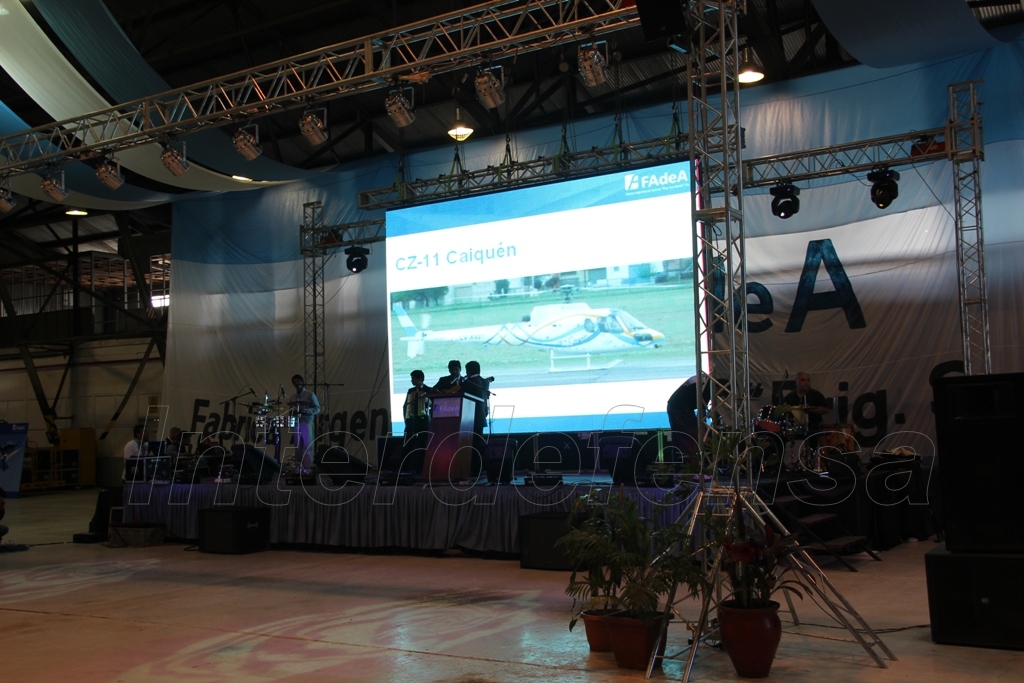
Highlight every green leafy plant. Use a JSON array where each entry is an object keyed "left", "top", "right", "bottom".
[{"left": 557, "top": 488, "right": 704, "bottom": 628}]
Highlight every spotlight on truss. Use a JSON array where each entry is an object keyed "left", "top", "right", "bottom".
[
  {"left": 299, "top": 109, "right": 328, "bottom": 146},
  {"left": 385, "top": 90, "right": 416, "bottom": 128},
  {"left": 42, "top": 173, "right": 69, "bottom": 202},
  {"left": 160, "top": 144, "right": 190, "bottom": 176},
  {"left": 232, "top": 126, "right": 263, "bottom": 161},
  {"left": 96, "top": 160, "right": 124, "bottom": 190},
  {"left": 475, "top": 68, "right": 505, "bottom": 109}
]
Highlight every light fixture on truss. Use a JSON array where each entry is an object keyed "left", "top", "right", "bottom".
[
  {"left": 299, "top": 108, "right": 329, "bottom": 145},
  {"left": 232, "top": 125, "right": 263, "bottom": 161},
  {"left": 160, "top": 143, "right": 190, "bottom": 176},
  {"left": 0, "top": 178, "right": 15, "bottom": 213},
  {"left": 96, "top": 159, "right": 124, "bottom": 190},
  {"left": 41, "top": 172, "right": 69, "bottom": 202},
  {"left": 578, "top": 45, "right": 609, "bottom": 87},
  {"left": 475, "top": 68, "right": 505, "bottom": 109},
  {"left": 385, "top": 89, "right": 416, "bottom": 128}
]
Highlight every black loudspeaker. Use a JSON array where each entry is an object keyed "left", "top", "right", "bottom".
[
  {"left": 519, "top": 512, "right": 574, "bottom": 571},
  {"left": 932, "top": 373, "right": 1024, "bottom": 553},
  {"left": 233, "top": 444, "right": 280, "bottom": 484},
  {"left": 199, "top": 506, "right": 271, "bottom": 554},
  {"left": 317, "top": 445, "right": 375, "bottom": 473},
  {"left": 597, "top": 434, "right": 643, "bottom": 485},
  {"left": 87, "top": 487, "right": 124, "bottom": 537},
  {"left": 925, "top": 544, "right": 1024, "bottom": 649},
  {"left": 484, "top": 438, "right": 518, "bottom": 484},
  {"left": 635, "top": 0, "right": 689, "bottom": 42}
]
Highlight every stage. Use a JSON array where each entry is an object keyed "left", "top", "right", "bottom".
[
  {"left": 118, "top": 458, "right": 933, "bottom": 556},
  {"left": 120, "top": 476, "right": 689, "bottom": 553}
]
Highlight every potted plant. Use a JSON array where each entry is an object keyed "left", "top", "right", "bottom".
[
  {"left": 715, "top": 494, "right": 806, "bottom": 678},
  {"left": 558, "top": 488, "right": 703, "bottom": 669}
]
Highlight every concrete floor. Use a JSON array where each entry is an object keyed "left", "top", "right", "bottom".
[{"left": 1, "top": 489, "right": 1021, "bottom": 683}]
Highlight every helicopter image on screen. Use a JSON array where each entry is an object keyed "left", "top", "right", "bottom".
[{"left": 393, "top": 302, "right": 664, "bottom": 370}]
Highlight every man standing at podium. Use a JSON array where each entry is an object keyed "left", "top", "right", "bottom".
[
  {"left": 462, "top": 361, "right": 491, "bottom": 473},
  {"left": 288, "top": 374, "right": 320, "bottom": 472},
  {"left": 433, "top": 360, "right": 463, "bottom": 394}
]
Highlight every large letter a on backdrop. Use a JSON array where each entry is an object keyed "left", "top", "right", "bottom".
[{"left": 786, "top": 239, "right": 866, "bottom": 333}]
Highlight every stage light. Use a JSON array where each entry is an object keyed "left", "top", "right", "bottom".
[
  {"left": 738, "top": 48, "right": 764, "bottom": 84},
  {"left": 0, "top": 182, "right": 15, "bottom": 213},
  {"left": 66, "top": 208, "right": 88, "bottom": 216},
  {"left": 475, "top": 69, "right": 505, "bottom": 109},
  {"left": 448, "top": 108, "right": 473, "bottom": 141},
  {"left": 385, "top": 90, "right": 416, "bottom": 128},
  {"left": 96, "top": 160, "right": 124, "bottom": 190},
  {"left": 578, "top": 47, "right": 609, "bottom": 87},
  {"left": 160, "top": 144, "right": 189, "bottom": 176},
  {"left": 770, "top": 182, "right": 800, "bottom": 219},
  {"left": 299, "top": 109, "right": 328, "bottom": 145},
  {"left": 868, "top": 168, "right": 900, "bottom": 209},
  {"left": 41, "top": 174, "right": 68, "bottom": 202},
  {"left": 345, "top": 245, "right": 369, "bottom": 273},
  {"left": 232, "top": 126, "right": 262, "bottom": 161}
]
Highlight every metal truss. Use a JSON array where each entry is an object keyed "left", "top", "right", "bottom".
[
  {"left": 948, "top": 81, "right": 990, "bottom": 375},
  {"left": 686, "top": 1, "right": 749, "bottom": 440},
  {"left": 359, "top": 133, "right": 689, "bottom": 209},
  {"left": 0, "top": 0, "right": 638, "bottom": 177},
  {"left": 743, "top": 127, "right": 948, "bottom": 188},
  {"left": 300, "top": 202, "right": 386, "bottom": 401},
  {"left": 301, "top": 203, "right": 328, "bottom": 398}
]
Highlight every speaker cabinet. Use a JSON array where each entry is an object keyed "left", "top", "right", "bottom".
[
  {"left": 635, "top": 0, "right": 689, "bottom": 42},
  {"left": 932, "top": 373, "right": 1024, "bottom": 553},
  {"left": 519, "top": 512, "right": 574, "bottom": 571},
  {"left": 199, "top": 506, "right": 271, "bottom": 554},
  {"left": 925, "top": 544, "right": 1024, "bottom": 649}
]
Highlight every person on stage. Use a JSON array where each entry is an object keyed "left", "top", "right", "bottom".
[
  {"left": 122, "top": 424, "right": 148, "bottom": 481},
  {"left": 432, "top": 359, "right": 463, "bottom": 394},
  {"left": 667, "top": 373, "right": 711, "bottom": 458},
  {"left": 288, "top": 374, "right": 321, "bottom": 472},
  {"left": 461, "top": 361, "right": 491, "bottom": 475},
  {"left": 402, "top": 370, "right": 432, "bottom": 472},
  {"left": 783, "top": 371, "right": 830, "bottom": 437}
]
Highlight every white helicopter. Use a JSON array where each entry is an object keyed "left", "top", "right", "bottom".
[{"left": 393, "top": 301, "right": 664, "bottom": 370}]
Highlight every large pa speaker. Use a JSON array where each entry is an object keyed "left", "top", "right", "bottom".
[
  {"left": 317, "top": 445, "right": 375, "bottom": 483},
  {"left": 519, "top": 512, "right": 574, "bottom": 571},
  {"left": 199, "top": 506, "right": 271, "bottom": 554},
  {"left": 925, "top": 543, "right": 1024, "bottom": 649},
  {"left": 484, "top": 438, "right": 518, "bottom": 484},
  {"left": 932, "top": 372, "right": 1024, "bottom": 553},
  {"left": 635, "top": 0, "right": 689, "bottom": 42}
]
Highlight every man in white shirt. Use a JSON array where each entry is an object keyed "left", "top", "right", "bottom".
[
  {"left": 122, "top": 425, "right": 147, "bottom": 481},
  {"left": 288, "top": 375, "right": 321, "bottom": 472}
]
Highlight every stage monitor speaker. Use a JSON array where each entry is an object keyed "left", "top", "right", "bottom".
[
  {"left": 87, "top": 488, "right": 123, "bottom": 537},
  {"left": 484, "top": 438, "right": 518, "bottom": 484},
  {"left": 635, "top": 0, "right": 689, "bottom": 42},
  {"left": 234, "top": 444, "right": 280, "bottom": 484},
  {"left": 932, "top": 372, "right": 1024, "bottom": 553},
  {"left": 375, "top": 436, "right": 405, "bottom": 471},
  {"left": 925, "top": 544, "right": 1024, "bottom": 649},
  {"left": 519, "top": 512, "right": 574, "bottom": 571},
  {"left": 199, "top": 506, "right": 271, "bottom": 554},
  {"left": 317, "top": 445, "right": 376, "bottom": 474}
]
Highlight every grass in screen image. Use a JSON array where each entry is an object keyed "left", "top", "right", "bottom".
[{"left": 390, "top": 277, "right": 696, "bottom": 391}]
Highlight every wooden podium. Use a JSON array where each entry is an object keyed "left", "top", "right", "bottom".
[{"left": 421, "top": 392, "right": 482, "bottom": 482}]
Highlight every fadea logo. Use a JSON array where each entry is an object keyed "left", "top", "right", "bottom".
[{"left": 624, "top": 169, "right": 688, "bottom": 192}]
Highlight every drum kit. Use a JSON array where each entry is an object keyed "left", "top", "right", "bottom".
[
  {"left": 752, "top": 404, "right": 859, "bottom": 474},
  {"left": 244, "top": 396, "right": 297, "bottom": 437}
]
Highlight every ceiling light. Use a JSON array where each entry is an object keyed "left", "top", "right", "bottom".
[
  {"left": 385, "top": 90, "right": 416, "bottom": 128},
  {"left": 66, "top": 208, "right": 88, "bottom": 216},
  {"left": 578, "top": 47, "right": 609, "bottom": 87},
  {"left": 475, "top": 69, "right": 505, "bottom": 109},
  {"left": 41, "top": 174, "right": 69, "bottom": 202},
  {"left": 738, "top": 48, "right": 765, "bottom": 84},
  {"left": 299, "top": 109, "right": 328, "bottom": 145},
  {"left": 231, "top": 175, "right": 253, "bottom": 182},
  {"left": 232, "top": 126, "right": 262, "bottom": 161},
  {"left": 448, "top": 107, "right": 473, "bottom": 141},
  {"left": 160, "top": 144, "right": 189, "bottom": 176},
  {"left": 867, "top": 168, "right": 900, "bottom": 209},
  {"left": 96, "top": 160, "right": 124, "bottom": 190},
  {"left": 770, "top": 182, "right": 800, "bottom": 219},
  {"left": 0, "top": 183, "right": 15, "bottom": 213},
  {"left": 345, "top": 245, "right": 369, "bottom": 273}
]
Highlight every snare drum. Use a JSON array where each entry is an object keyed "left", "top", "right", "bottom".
[
  {"left": 271, "top": 414, "right": 297, "bottom": 429},
  {"left": 754, "top": 405, "right": 783, "bottom": 434}
]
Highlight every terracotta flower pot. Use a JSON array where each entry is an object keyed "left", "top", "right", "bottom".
[
  {"left": 603, "top": 614, "right": 669, "bottom": 670},
  {"left": 580, "top": 610, "right": 614, "bottom": 652},
  {"left": 717, "top": 599, "right": 782, "bottom": 678}
]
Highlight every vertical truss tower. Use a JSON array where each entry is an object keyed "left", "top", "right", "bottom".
[
  {"left": 686, "top": 1, "right": 749, "bottom": 439},
  {"left": 949, "top": 81, "right": 990, "bottom": 375}
]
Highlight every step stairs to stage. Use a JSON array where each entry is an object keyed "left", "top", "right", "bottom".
[{"left": 766, "top": 494, "right": 881, "bottom": 572}]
